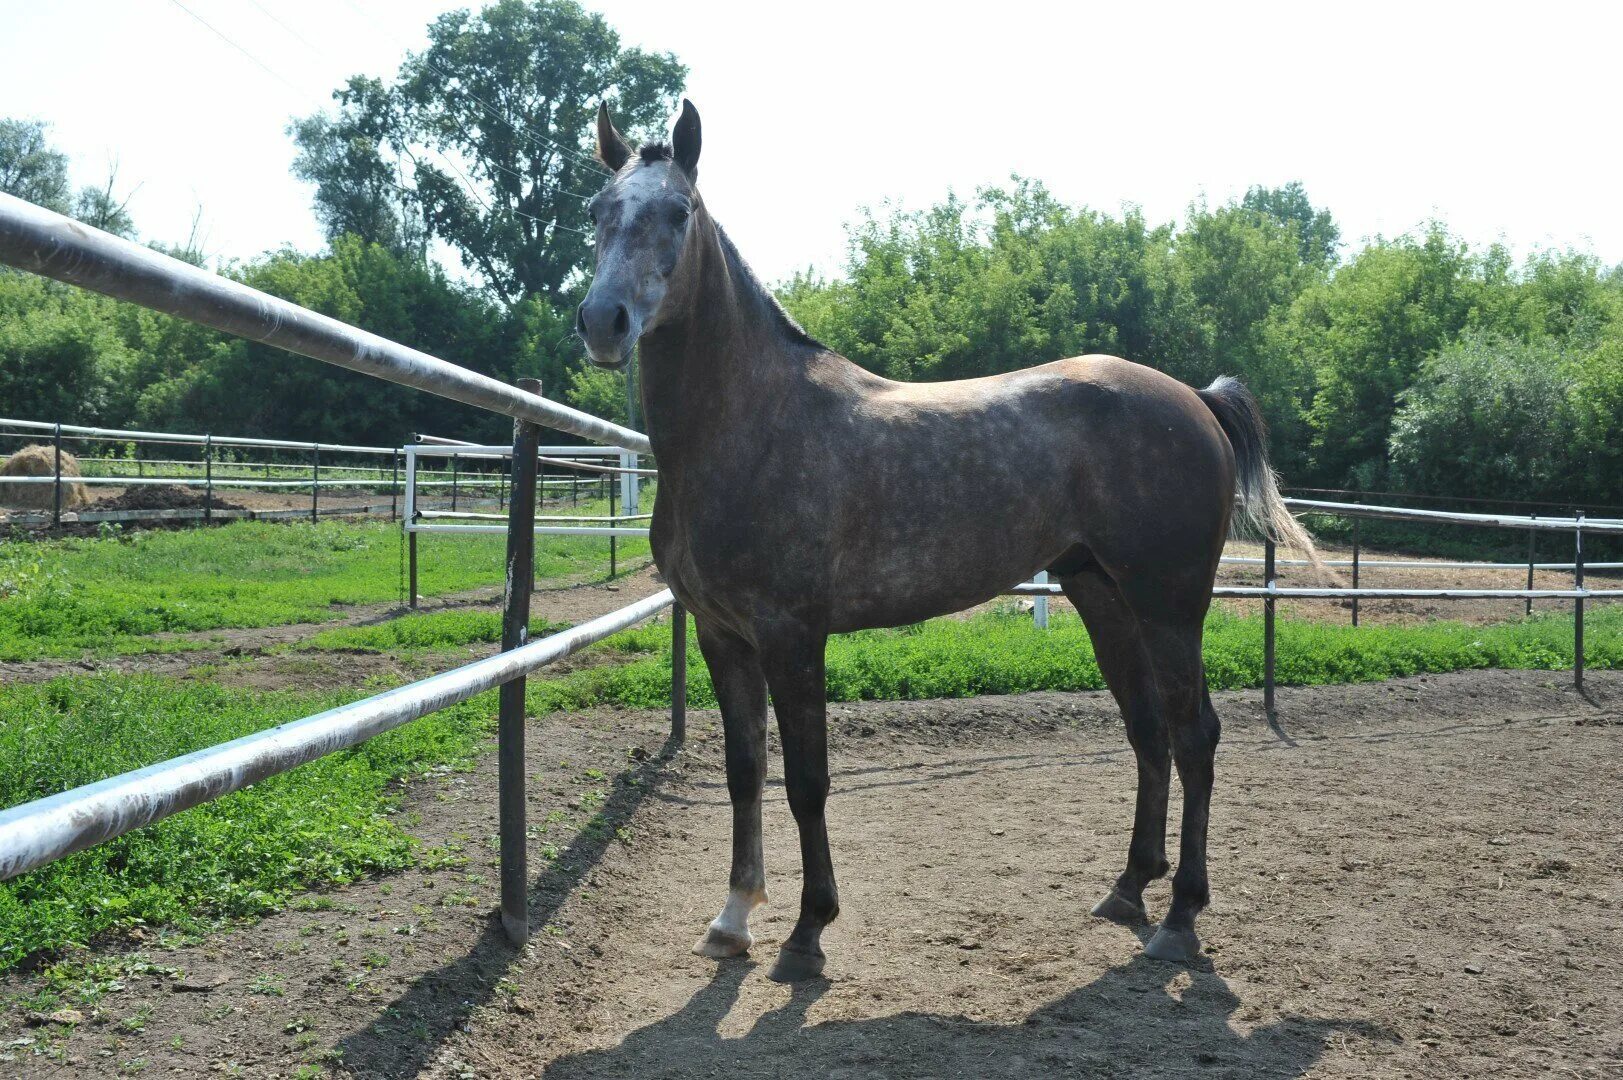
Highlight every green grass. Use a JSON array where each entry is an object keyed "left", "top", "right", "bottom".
[
  {"left": 0, "top": 677, "right": 498, "bottom": 972},
  {"left": 293, "top": 611, "right": 571, "bottom": 654},
  {"left": 0, "top": 514, "right": 650, "bottom": 660},
  {"left": 522, "top": 605, "right": 1622, "bottom": 713}
]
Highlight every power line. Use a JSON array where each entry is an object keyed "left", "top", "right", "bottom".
[
  {"left": 167, "top": 0, "right": 306, "bottom": 97},
  {"left": 177, "top": 0, "right": 586, "bottom": 239},
  {"left": 240, "top": 0, "right": 602, "bottom": 219}
]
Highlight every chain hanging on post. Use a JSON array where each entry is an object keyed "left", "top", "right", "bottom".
[{"left": 310, "top": 446, "right": 320, "bottom": 524}]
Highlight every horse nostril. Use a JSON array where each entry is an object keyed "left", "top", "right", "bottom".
[
  {"left": 612, "top": 305, "right": 629, "bottom": 336},
  {"left": 575, "top": 305, "right": 588, "bottom": 335}
]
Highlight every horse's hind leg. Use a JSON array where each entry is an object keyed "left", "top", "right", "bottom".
[
  {"left": 1060, "top": 570, "right": 1171, "bottom": 925},
  {"left": 691, "top": 623, "right": 770, "bottom": 959},
  {"left": 1063, "top": 568, "right": 1220, "bottom": 963},
  {"left": 1134, "top": 618, "right": 1219, "bottom": 963}
]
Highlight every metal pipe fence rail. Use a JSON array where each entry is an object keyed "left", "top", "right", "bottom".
[
  {"left": 404, "top": 438, "right": 655, "bottom": 607},
  {"left": 1015, "top": 496, "right": 1623, "bottom": 714},
  {"left": 0, "top": 191, "right": 683, "bottom": 947}
]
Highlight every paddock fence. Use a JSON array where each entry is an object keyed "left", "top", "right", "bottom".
[
  {"left": 0, "top": 190, "right": 681, "bottom": 947},
  {"left": 0, "top": 417, "right": 639, "bottom": 529},
  {"left": 401, "top": 435, "right": 654, "bottom": 604}
]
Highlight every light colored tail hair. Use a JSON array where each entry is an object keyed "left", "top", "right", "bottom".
[{"left": 1194, "top": 375, "right": 1325, "bottom": 571}]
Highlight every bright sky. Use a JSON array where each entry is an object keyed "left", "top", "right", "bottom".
[{"left": 2, "top": 0, "right": 1618, "bottom": 284}]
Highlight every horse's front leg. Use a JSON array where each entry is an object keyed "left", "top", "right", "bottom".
[
  {"left": 758, "top": 623, "right": 837, "bottom": 982},
  {"left": 692, "top": 623, "right": 770, "bottom": 959}
]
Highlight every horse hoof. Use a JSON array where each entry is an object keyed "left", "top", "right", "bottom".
[
  {"left": 767, "top": 945, "right": 826, "bottom": 983},
  {"left": 1090, "top": 888, "right": 1148, "bottom": 925},
  {"left": 1144, "top": 925, "right": 1202, "bottom": 964},
  {"left": 692, "top": 925, "right": 752, "bottom": 959}
]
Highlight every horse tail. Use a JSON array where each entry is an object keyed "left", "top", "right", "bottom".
[{"left": 1195, "top": 375, "right": 1323, "bottom": 567}]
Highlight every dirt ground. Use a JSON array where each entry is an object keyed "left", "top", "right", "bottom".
[{"left": 2, "top": 669, "right": 1618, "bottom": 1079}]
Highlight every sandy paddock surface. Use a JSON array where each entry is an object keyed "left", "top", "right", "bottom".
[{"left": 2, "top": 669, "right": 1618, "bottom": 1079}]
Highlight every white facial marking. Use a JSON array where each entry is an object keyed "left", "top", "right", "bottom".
[{"left": 613, "top": 163, "right": 673, "bottom": 223}]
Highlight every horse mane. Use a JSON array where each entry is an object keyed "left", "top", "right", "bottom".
[
  {"left": 639, "top": 142, "right": 673, "bottom": 163},
  {"left": 712, "top": 224, "right": 824, "bottom": 352}
]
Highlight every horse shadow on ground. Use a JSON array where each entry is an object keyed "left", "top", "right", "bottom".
[
  {"left": 543, "top": 944, "right": 1390, "bottom": 1080},
  {"left": 334, "top": 736, "right": 1388, "bottom": 1079}
]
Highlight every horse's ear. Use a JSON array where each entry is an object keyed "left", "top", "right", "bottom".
[
  {"left": 596, "top": 102, "right": 631, "bottom": 171},
  {"left": 672, "top": 99, "right": 701, "bottom": 179}
]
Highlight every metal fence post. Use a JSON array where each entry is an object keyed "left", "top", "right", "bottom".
[
  {"left": 52, "top": 422, "right": 62, "bottom": 526},
  {"left": 1526, "top": 520, "right": 1536, "bottom": 617},
  {"left": 1033, "top": 569, "right": 1050, "bottom": 629},
  {"left": 204, "top": 433, "right": 213, "bottom": 523},
  {"left": 1264, "top": 535, "right": 1277, "bottom": 719},
  {"left": 405, "top": 448, "right": 419, "bottom": 610},
  {"left": 310, "top": 446, "right": 320, "bottom": 524},
  {"left": 1574, "top": 511, "right": 1585, "bottom": 691},
  {"left": 1350, "top": 518, "right": 1360, "bottom": 627},
  {"left": 608, "top": 468, "right": 618, "bottom": 579},
  {"left": 671, "top": 602, "right": 688, "bottom": 742},
  {"left": 498, "top": 377, "right": 542, "bottom": 946}
]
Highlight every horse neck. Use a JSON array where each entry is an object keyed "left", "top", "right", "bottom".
[{"left": 636, "top": 218, "right": 802, "bottom": 468}]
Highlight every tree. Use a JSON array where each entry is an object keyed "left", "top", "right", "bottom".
[
  {"left": 292, "top": 0, "right": 686, "bottom": 304},
  {"left": 0, "top": 119, "right": 71, "bottom": 213},
  {"left": 1241, "top": 182, "right": 1340, "bottom": 267},
  {"left": 1388, "top": 330, "right": 1580, "bottom": 501},
  {"left": 1281, "top": 226, "right": 1483, "bottom": 487},
  {"left": 289, "top": 77, "right": 424, "bottom": 255},
  {"left": 71, "top": 163, "right": 138, "bottom": 239}
]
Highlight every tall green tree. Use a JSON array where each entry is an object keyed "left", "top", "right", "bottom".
[
  {"left": 0, "top": 119, "right": 71, "bottom": 213},
  {"left": 289, "top": 77, "right": 425, "bottom": 255},
  {"left": 291, "top": 0, "right": 686, "bottom": 304},
  {"left": 1242, "top": 182, "right": 1340, "bottom": 267}
]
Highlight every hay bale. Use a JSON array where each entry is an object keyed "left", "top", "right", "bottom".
[{"left": 0, "top": 443, "right": 92, "bottom": 510}]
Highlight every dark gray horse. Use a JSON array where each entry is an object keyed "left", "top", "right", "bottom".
[{"left": 576, "top": 101, "right": 1316, "bottom": 982}]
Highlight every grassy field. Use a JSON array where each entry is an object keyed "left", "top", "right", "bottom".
[
  {"left": 2, "top": 603, "right": 1616, "bottom": 969},
  {"left": 0, "top": 510, "right": 649, "bottom": 660}
]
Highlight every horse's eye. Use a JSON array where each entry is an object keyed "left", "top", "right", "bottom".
[{"left": 673, "top": 204, "right": 692, "bottom": 224}]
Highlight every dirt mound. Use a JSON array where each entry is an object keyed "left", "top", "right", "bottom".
[
  {"left": 0, "top": 444, "right": 91, "bottom": 509},
  {"left": 93, "top": 483, "right": 245, "bottom": 513}
]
